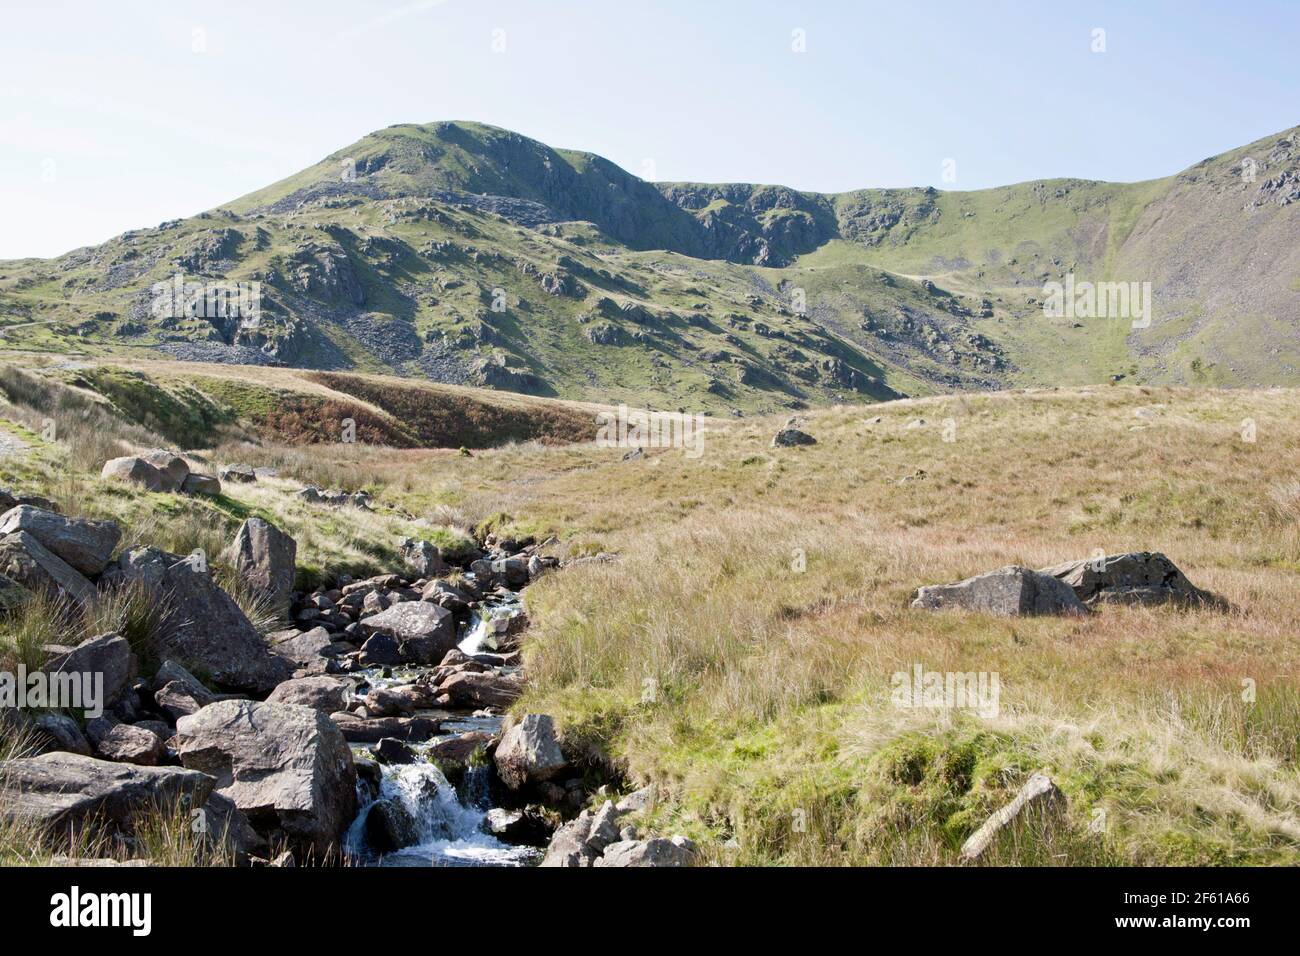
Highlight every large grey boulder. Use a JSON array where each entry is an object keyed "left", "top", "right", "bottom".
[
  {"left": 0, "top": 752, "right": 214, "bottom": 838},
  {"left": 101, "top": 547, "right": 293, "bottom": 693},
  {"left": 358, "top": 601, "right": 455, "bottom": 664},
  {"left": 267, "top": 676, "right": 351, "bottom": 713},
  {"left": 0, "top": 506, "right": 120, "bottom": 576},
  {"left": 0, "top": 530, "right": 96, "bottom": 606},
  {"left": 140, "top": 450, "right": 190, "bottom": 492},
  {"left": 42, "top": 632, "right": 134, "bottom": 711},
  {"left": 400, "top": 538, "right": 448, "bottom": 578},
  {"left": 175, "top": 700, "right": 357, "bottom": 859},
  {"left": 911, "top": 566, "right": 1088, "bottom": 617},
  {"left": 595, "top": 835, "right": 697, "bottom": 867},
  {"left": 1040, "top": 552, "right": 1219, "bottom": 608},
  {"left": 226, "top": 517, "right": 297, "bottom": 617},
  {"left": 101, "top": 456, "right": 166, "bottom": 492},
  {"left": 494, "top": 714, "right": 567, "bottom": 790}
]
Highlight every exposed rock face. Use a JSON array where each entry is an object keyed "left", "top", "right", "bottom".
[
  {"left": 494, "top": 714, "right": 567, "bottom": 790},
  {"left": 102, "top": 547, "right": 293, "bottom": 693},
  {"left": 267, "top": 676, "right": 351, "bottom": 712},
  {"left": 595, "top": 836, "right": 697, "bottom": 867},
  {"left": 42, "top": 633, "right": 134, "bottom": 709},
  {"left": 959, "top": 771, "right": 1063, "bottom": 862},
  {"left": 227, "top": 517, "right": 297, "bottom": 617},
  {"left": 175, "top": 700, "right": 357, "bottom": 859},
  {"left": 0, "top": 506, "right": 120, "bottom": 576},
  {"left": 357, "top": 601, "right": 456, "bottom": 664},
  {"left": 0, "top": 752, "right": 214, "bottom": 838},
  {"left": 772, "top": 427, "right": 816, "bottom": 447},
  {"left": 1040, "top": 552, "right": 1218, "bottom": 608},
  {"left": 911, "top": 566, "right": 1088, "bottom": 617},
  {"left": 0, "top": 530, "right": 96, "bottom": 606}
]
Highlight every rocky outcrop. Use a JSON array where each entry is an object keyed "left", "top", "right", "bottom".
[
  {"left": 102, "top": 547, "right": 293, "bottom": 693},
  {"left": 911, "top": 566, "right": 1088, "bottom": 617},
  {"left": 1040, "top": 552, "right": 1219, "bottom": 608},
  {"left": 0, "top": 506, "right": 120, "bottom": 576},
  {"left": 227, "top": 517, "right": 297, "bottom": 617},
  {"left": 175, "top": 700, "right": 357, "bottom": 860}
]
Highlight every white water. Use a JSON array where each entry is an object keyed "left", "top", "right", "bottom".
[{"left": 344, "top": 755, "right": 538, "bottom": 867}]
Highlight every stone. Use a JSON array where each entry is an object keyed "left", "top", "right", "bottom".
[
  {"left": 358, "top": 633, "right": 402, "bottom": 666},
  {"left": 373, "top": 737, "right": 417, "bottom": 765},
  {"left": 364, "top": 798, "right": 420, "bottom": 853},
  {"left": 86, "top": 717, "right": 163, "bottom": 766},
  {"left": 483, "top": 806, "right": 553, "bottom": 846},
  {"left": 539, "top": 811, "right": 597, "bottom": 867},
  {"left": 140, "top": 450, "right": 190, "bottom": 492},
  {"left": 438, "top": 670, "right": 524, "bottom": 709},
  {"left": 358, "top": 602, "right": 456, "bottom": 665},
  {"left": 329, "top": 714, "right": 444, "bottom": 744},
  {"left": 227, "top": 517, "right": 297, "bottom": 617},
  {"left": 0, "top": 752, "right": 213, "bottom": 838},
  {"left": 1040, "top": 552, "right": 1219, "bottom": 608},
  {"left": 0, "top": 505, "right": 120, "bottom": 576},
  {"left": 101, "top": 456, "right": 166, "bottom": 492},
  {"left": 268, "top": 625, "right": 335, "bottom": 673},
  {"left": 32, "top": 713, "right": 92, "bottom": 756},
  {"left": 219, "top": 464, "right": 257, "bottom": 484},
  {"left": 959, "top": 771, "right": 1063, "bottom": 862},
  {"left": 0, "top": 572, "right": 32, "bottom": 613},
  {"left": 267, "top": 675, "right": 351, "bottom": 713},
  {"left": 175, "top": 700, "right": 357, "bottom": 859},
  {"left": 400, "top": 538, "right": 448, "bottom": 578},
  {"left": 152, "top": 659, "right": 218, "bottom": 720},
  {"left": 42, "top": 633, "right": 134, "bottom": 710},
  {"left": 911, "top": 566, "right": 1088, "bottom": 617},
  {"left": 494, "top": 714, "right": 567, "bottom": 790},
  {"left": 0, "top": 530, "right": 96, "bottom": 606},
  {"left": 181, "top": 473, "right": 222, "bottom": 496},
  {"left": 101, "top": 547, "right": 293, "bottom": 693},
  {"left": 595, "top": 836, "right": 697, "bottom": 867},
  {"left": 771, "top": 428, "right": 816, "bottom": 447},
  {"left": 201, "top": 790, "right": 267, "bottom": 865}
]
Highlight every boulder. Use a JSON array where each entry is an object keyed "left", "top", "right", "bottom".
[
  {"left": 101, "top": 456, "right": 166, "bottom": 492},
  {"left": 42, "top": 632, "right": 134, "bottom": 710},
  {"left": 0, "top": 752, "right": 214, "bottom": 838},
  {"left": 483, "top": 806, "right": 553, "bottom": 846},
  {"left": 175, "top": 700, "right": 357, "bottom": 859},
  {"left": 959, "top": 771, "right": 1063, "bottom": 862},
  {"left": 267, "top": 676, "right": 351, "bottom": 713},
  {"left": 268, "top": 625, "right": 336, "bottom": 673},
  {"left": 101, "top": 547, "right": 293, "bottom": 693},
  {"left": 1040, "top": 552, "right": 1218, "bottom": 608},
  {"left": 438, "top": 670, "right": 524, "bottom": 709},
  {"left": 0, "top": 506, "right": 120, "bottom": 576},
  {"left": 85, "top": 717, "right": 163, "bottom": 766},
  {"left": 358, "top": 602, "right": 456, "bottom": 665},
  {"left": 201, "top": 791, "right": 267, "bottom": 865},
  {"left": 219, "top": 465, "right": 257, "bottom": 484},
  {"left": 329, "top": 714, "right": 444, "bottom": 744},
  {"left": 32, "top": 713, "right": 92, "bottom": 756},
  {"left": 140, "top": 450, "right": 190, "bottom": 492},
  {"left": 494, "top": 714, "right": 567, "bottom": 790},
  {"left": 152, "top": 659, "right": 217, "bottom": 721},
  {"left": 226, "top": 517, "right": 297, "bottom": 617},
  {"left": 373, "top": 737, "right": 417, "bottom": 765},
  {"left": 181, "top": 473, "right": 222, "bottom": 496},
  {"left": 364, "top": 798, "right": 420, "bottom": 852},
  {"left": 772, "top": 428, "right": 816, "bottom": 447},
  {"left": 399, "top": 538, "right": 448, "bottom": 578},
  {"left": 539, "top": 811, "right": 598, "bottom": 867},
  {"left": 595, "top": 835, "right": 697, "bottom": 867},
  {"left": 911, "top": 566, "right": 1088, "bottom": 617},
  {"left": 0, "top": 531, "right": 95, "bottom": 606},
  {"left": 0, "top": 572, "right": 32, "bottom": 613}
]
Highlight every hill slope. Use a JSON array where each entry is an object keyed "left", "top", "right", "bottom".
[{"left": 1, "top": 121, "right": 1297, "bottom": 411}]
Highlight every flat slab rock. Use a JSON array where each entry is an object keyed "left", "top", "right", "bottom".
[{"left": 911, "top": 565, "right": 1087, "bottom": 617}]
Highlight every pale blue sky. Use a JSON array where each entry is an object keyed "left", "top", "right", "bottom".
[{"left": 2, "top": 0, "right": 1297, "bottom": 258}]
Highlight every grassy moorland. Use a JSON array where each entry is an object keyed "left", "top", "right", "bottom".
[{"left": 1, "top": 358, "right": 1297, "bottom": 865}]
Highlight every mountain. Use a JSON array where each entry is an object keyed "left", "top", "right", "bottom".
[{"left": 2, "top": 120, "right": 1298, "bottom": 413}]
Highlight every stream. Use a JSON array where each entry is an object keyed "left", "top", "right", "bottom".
[{"left": 341, "top": 586, "right": 543, "bottom": 867}]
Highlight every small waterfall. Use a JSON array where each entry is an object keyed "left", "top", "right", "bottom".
[{"left": 345, "top": 759, "right": 538, "bottom": 867}]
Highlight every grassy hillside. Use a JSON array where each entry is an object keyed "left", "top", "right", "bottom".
[
  {"left": 0, "top": 121, "right": 1296, "bottom": 413},
  {"left": 2, "top": 360, "right": 1296, "bottom": 865}
]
